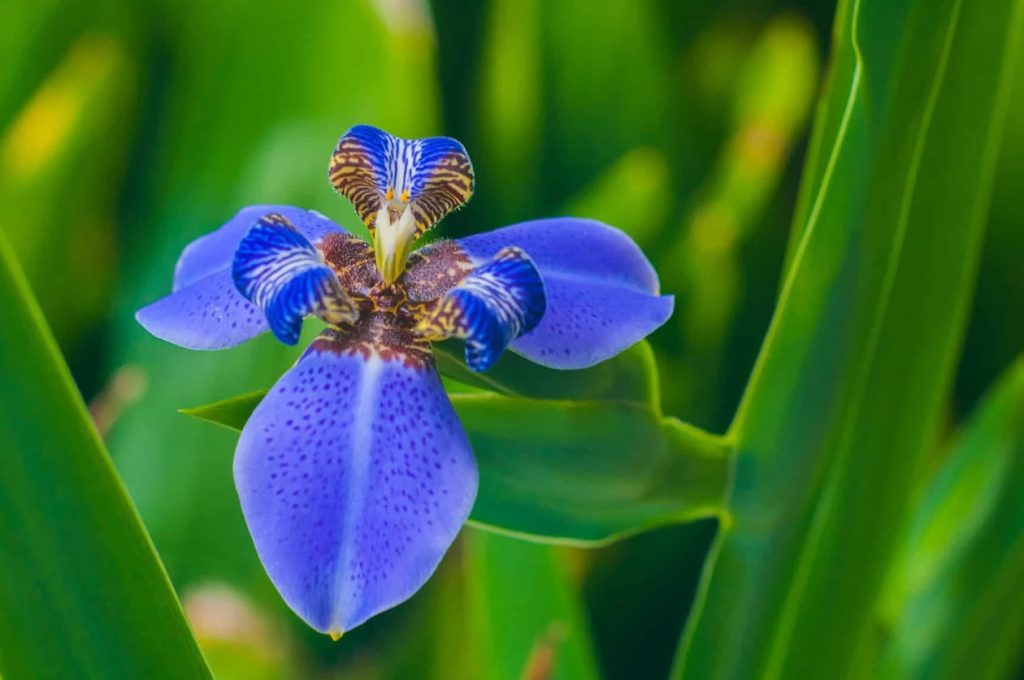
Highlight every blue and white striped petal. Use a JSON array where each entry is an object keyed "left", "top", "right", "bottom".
[
  {"left": 455, "top": 218, "right": 674, "bottom": 369},
  {"left": 415, "top": 247, "right": 545, "bottom": 371},
  {"left": 233, "top": 214, "right": 358, "bottom": 345},
  {"left": 329, "top": 125, "right": 474, "bottom": 234}
]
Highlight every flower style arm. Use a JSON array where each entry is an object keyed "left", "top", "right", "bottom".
[{"left": 329, "top": 125, "right": 474, "bottom": 283}]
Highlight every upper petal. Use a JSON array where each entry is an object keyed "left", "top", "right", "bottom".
[
  {"left": 329, "top": 125, "right": 474, "bottom": 235},
  {"left": 232, "top": 214, "right": 358, "bottom": 345},
  {"left": 137, "top": 206, "right": 349, "bottom": 350},
  {"left": 234, "top": 331, "right": 477, "bottom": 635},
  {"left": 456, "top": 218, "right": 674, "bottom": 369}
]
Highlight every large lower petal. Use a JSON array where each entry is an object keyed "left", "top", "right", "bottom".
[
  {"left": 234, "top": 332, "right": 477, "bottom": 635},
  {"left": 456, "top": 218, "right": 673, "bottom": 369}
]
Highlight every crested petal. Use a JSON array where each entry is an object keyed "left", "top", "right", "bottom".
[
  {"left": 415, "top": 247, "right": 545, "bottom": 372},
  {"left": 456, "top": 218, "right": 674, "bottom": 369},
  {"left": 329, "top": 125, "right": 474, "bottom": 235},
  {"left": 137, "top": 206, "right": 351, "bottom": 350},
  {"left": 174, "top": 205, "right": 346, "bottom": 291},
  {"left": 233, "top": 214, "right": 358, "bottom": 345},
  {"left": 234, "top": 332, "right": 477, "bottom": 635}
]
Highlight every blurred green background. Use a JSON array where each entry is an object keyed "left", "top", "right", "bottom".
[{"left": 1, "top": 0, "right": 1022, "bottom": 678}]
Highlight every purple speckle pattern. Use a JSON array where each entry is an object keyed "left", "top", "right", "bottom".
[
  {"left": 234, "top": 344, "right": 477, "bottom": 634},
  {"left": 135, "top": 270, "right": 268, "bottom": 349},
  {"left": 458, "top": 218, "right": 673, "bottom": 368},
  {"left": 173, "top": 205, "right": 346, "bottom": 291},
  {"left": 511, "top": 277, "right": 673, "bottom": 368}
]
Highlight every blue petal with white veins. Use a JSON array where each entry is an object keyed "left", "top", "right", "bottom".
[
  {"left": 137, "top": 206, "right": 349, "bottom": 350},
  {"left": 415, "top": 247, "right": 545, "bottom": 371},
  {"left": 329, "top": 125, "right": 474, "bottom": 234},
  {"left": 232, "top": 214, "right": 357, "bottom": 345},
  {"left": 456, "top": 218, "right": 673, "bottom": 369},
  {"left": 174, "top": 205, "right": 345, "bottom": 291}
]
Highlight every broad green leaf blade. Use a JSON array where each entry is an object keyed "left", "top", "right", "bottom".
[
  {"left": 877, "top": 359, "right": 1024, "bottom": 679},
  {"left": 433, "top": 339, "right": 660, "bottom": 407},
  {"left": 463, "top": 531, "right": 600, "bottom": 680},
  {"left": 676, "top": 0, "right": 1024, "bottom": 676},
  {"left": 0, "top": 235, "right": 211, "bottom": 679},
  {"left": 181, "top": 391, "right": 730, "bottom": 545},
  {"left": 457, "top": 396, "right": 728, "bottom": 545}
]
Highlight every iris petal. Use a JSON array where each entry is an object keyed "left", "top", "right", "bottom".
[
  {"left": 233, "top": 214, "right": 358, "bottom": 345},
  {"left": 234, "top": 333, "right": 477, "bottom": 635},
  {"left": 415, "top": 247, "right": 545, "bottom": 371},
  {"left": 135, "top": 270, "right": 268, "bottom": 350},
  {"left": 329, "top": 125, "right": 474, "bottom": 235},
  {"left": 137, "top": 206, "right": 350, "bottom": 350},
  {"left": 174, "top": 205, "right": 345, "bottom": 291},
  {"left": 456, "top": 218, "right": 674, "bottom": 369}
]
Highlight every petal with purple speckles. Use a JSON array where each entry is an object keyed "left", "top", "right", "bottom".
[
  {"left": 234, "top": 335, "right": 477, "bottom": 635},
  {"left": 135, "top": 269, "right": 269, "bottom": 350},
  {"left": 456, "top": 218, "right": 674, "bottom": 369}
]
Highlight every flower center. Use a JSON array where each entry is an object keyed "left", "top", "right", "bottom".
[{"left": 373, "top": 192, "right": 417, "bottom": 285}]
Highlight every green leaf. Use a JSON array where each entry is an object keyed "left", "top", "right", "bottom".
[
  {"left": 0, "top": 235, "right": 211, "bottom": 678},
  {"left": 179, "top": 389, "right": 270, "bottom": 432},
  {"left": 675, "top": 0, "right": 1024, "bottom": 676},
  {"left": 462, "top": 531, "right": 601, "bottom": 679},
  {"left": 458, "top": 395, "right": 729, "bottom": 545},
  {"left": 181, "top": 390, "right": 730, "bottom": 546},
  {"left": 433, "top": 339, "right": 660, "bottom": 407},
  {"left": 876, "top": 358, "right": 1024, "bottom": 679}
]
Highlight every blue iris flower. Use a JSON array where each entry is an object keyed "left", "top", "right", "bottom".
[{"left": 137, "top": 125, "right": 673, "bottom": 638}]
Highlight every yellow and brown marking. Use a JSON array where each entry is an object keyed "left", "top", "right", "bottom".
[
  {"left": 320, "top": 232, "right": 380, "bottom": 297},
  {"left": 311, "top": 226, "right": 477, "bottom": 368},
  {"left": 401, "top": 240, "right": 474, "bottom": 302},
  {"left": 328, "top": 137, "right": 382, "bottom": 227},
  {"left": 408, "top": 153, "right": 475, "bottom": 235},
  {"left": 312, "top": 314, "right": 433, "bottom": 370}
]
